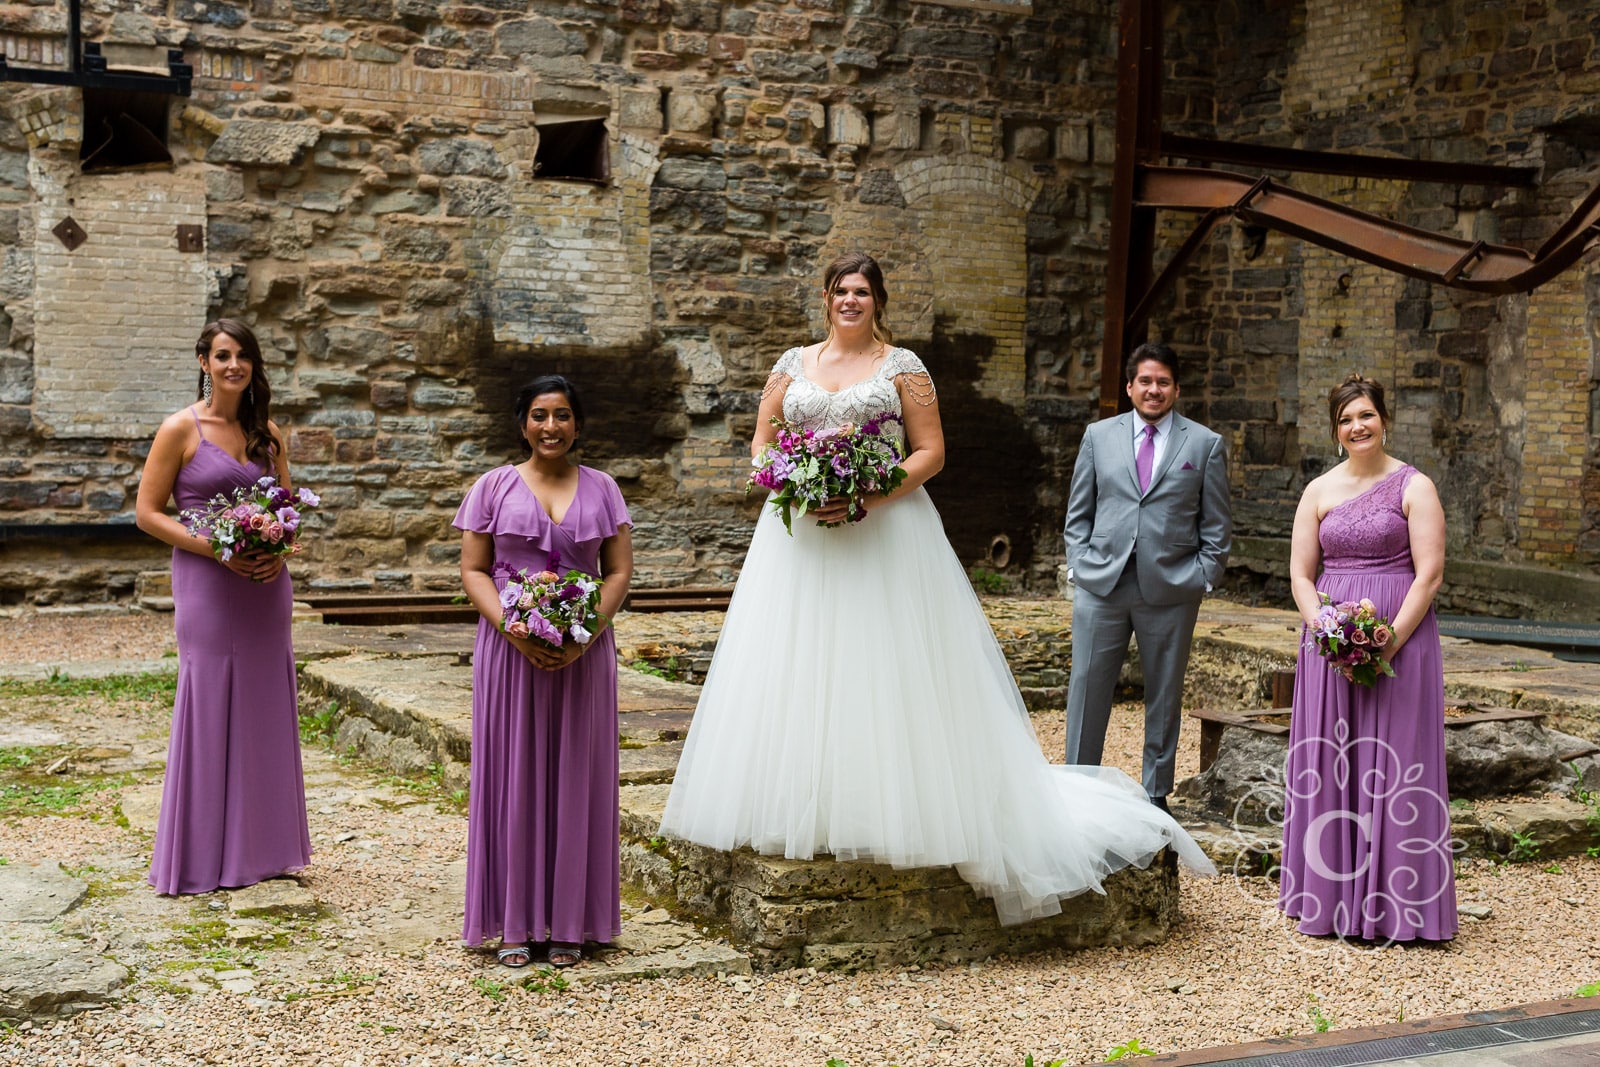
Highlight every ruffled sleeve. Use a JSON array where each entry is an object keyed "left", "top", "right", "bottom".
[
  {"left": 452, "top": 466, "right": 522, "bottom": 535},
  {"left": 577, "top": 467, "right": 633, "bottom": 542},
  {"left": 884, "top": 347, "right": 937, "bottom": 405}
]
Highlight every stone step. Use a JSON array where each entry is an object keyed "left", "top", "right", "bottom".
[{"left": 618, "top": 784, "right": 1182, "bottom": 973}]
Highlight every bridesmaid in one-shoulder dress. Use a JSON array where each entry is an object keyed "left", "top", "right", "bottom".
[
  {"left": 135, "top": 319, "right": 311, "bottom": 895},
  {"left": 1280, "top": 374, "right": 1456, "bottom": 943},
  {"left": 455, "top": 375, "right": 633, "bottom": 969}
]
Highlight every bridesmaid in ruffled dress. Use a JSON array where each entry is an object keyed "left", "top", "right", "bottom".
[
  {"left": 455, "top": 376, "right": 634, "bottom": 968},
  {"left": 135, "top": 319, "right": 311, "bottom": 895}
]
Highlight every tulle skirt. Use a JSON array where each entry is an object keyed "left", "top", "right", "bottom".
[{"left": 659, "top": 488, "right": 1214, "bottom": 925}]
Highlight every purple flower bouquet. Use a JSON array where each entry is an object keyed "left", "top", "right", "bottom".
[
  {"left": 495, "top": 554, "right": 603, "bottom": 649},
  {"left": 748, "top": 412, "right": 909, "bottom": 534},
  {"left": 1310, "top": 590, "right": 1396, "bottom": 688},
  {"left": 180, "top": 475, "right": 319, "bottom": 569}
]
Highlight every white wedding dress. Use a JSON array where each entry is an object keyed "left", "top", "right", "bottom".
[{"left": 658, "top": 347, "right": 1215, "bottom": 925}]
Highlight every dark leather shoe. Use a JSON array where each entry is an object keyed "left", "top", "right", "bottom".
[{"left": 1150, "top": 794, "right": 1170, "bottom": 813}]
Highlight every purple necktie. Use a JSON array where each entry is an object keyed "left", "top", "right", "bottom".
[{"left": 1137, "top": 423, "right": 1157, "bottom": 494}]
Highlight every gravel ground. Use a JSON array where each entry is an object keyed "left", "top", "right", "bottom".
[{"left": 3, "top": 608, "right": 1599, "bottom": 1067}]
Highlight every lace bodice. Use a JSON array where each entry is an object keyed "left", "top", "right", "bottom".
[
  {"left": 1319, "top": 465, "right": 1416, "bottom": 573},
  {"left": 765, "top": 346, "right": 935, "bottom": 449}
]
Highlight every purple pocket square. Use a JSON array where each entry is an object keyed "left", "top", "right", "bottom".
[{"left": 1181, "top": 461, "right": 1197, "bottom": 470}]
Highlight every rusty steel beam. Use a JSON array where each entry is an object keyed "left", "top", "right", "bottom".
[
  {"left": 1136, "top": 165, "right": 1600, "bottom": 296},
  {"left": 1099, "top": 0, "right": 1164, "bottom": 419},
  {"left": 1162, "top": 134, "right": 1540, "bottom": 188}
]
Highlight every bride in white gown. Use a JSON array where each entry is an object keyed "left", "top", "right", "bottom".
[{"left": 659, "top": 252, "right": 1214, "bottom": 925}]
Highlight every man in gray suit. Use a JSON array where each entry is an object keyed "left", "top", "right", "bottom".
[{"left": 1063, "top": 342, "right": 1232, "bottom": 810}]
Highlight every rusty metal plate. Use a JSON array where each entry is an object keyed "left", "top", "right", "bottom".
[
  {"left": 52, "top": 216, "right": 86, "bottom": 251},
  {"left": 175, "top": 224, "right": 204, "bottom": 252}
]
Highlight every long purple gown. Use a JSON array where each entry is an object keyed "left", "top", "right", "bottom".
[
  {"left": 1279, "top": 465, "right": 1457, "bottom": 942},
  {"left": 453, "top": 464, "right": 631, "bottom": 948},
  {"left": 149, "top": 420, "right": 311, "bottom": 894}
]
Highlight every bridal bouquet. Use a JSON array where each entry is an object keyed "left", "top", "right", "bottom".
[
  {"left": 1309, "top": 591, "right": 1396, "bottom": 687},
  {"left": 748, "top": 412, "right": 908, "bottom": 534},
  {"left": 496, "top": 554, "right": 603, "bottom": 648},
  {"left": 180, "top": 475, "right": 319, "bottom": 565}
]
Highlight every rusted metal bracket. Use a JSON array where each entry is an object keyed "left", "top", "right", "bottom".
[
  {"left": 1098, "top": 0, "right": 1596, "bottom": 418},
  {"left": 1135, "top": 167, "right": 1600, "bottom": 296}
]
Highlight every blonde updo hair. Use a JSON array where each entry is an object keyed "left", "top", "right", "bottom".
[{"left": 1326, "top": 373, "right": 1390, "bottom": 446}]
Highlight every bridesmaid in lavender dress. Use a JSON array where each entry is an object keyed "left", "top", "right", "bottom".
[
  {"left": 1280, "top": 374, "right": 1456, "bottom": 943},
  {"left": 135, "top": 319, "right": 311, "bottom": 895},
  {"left": 455, "top": 375, "right": 634, "bottom": 969}
]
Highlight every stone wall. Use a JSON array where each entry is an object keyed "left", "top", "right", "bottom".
[
  {"left": 0, "top": 0, "right": 1118, "bottom": 603},
  {"left": 2, "top": 0, "right": 1600, "bottom": 611},
  {"left": 1164, "top": 0, "right": 1600, "bottom": 587}
]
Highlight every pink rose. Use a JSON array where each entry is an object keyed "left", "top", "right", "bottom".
[
  {"left": 505, "top": 620, "right": 530, "bottom": 639},
  {"left": 1350, "top": 629, "right": 1369, "bottom": 646},
  {"left": 534, "top": 570, "right": 559, "bottom": 584},
  {"left": 248, "top": 512, "right": 269, "bottom": 531},
  {"left": 264, "top": 522, "right": 285, "bottom": 543},
  {"left": 1372, "top": 625, "right": 1392, "bottom": 647}
]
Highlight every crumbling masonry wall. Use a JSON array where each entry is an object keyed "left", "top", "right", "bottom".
[{"left": 2, "top": 0, "right": 1599, "bottom": 616}]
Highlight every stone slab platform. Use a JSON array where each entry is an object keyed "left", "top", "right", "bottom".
[
  {"left": 291, "top": 600, "right": 1600, "bottom": 970},
  {"left": 618, "top": 785, "right": 1180, "bottom": 973}
]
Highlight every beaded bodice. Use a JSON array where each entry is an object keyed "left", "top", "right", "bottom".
[
  {"left": 1319, "top": 465, "right": 1416, "bottom": 573},
  {"left": 766, "top": 346, "right": 935, "bottom": 450}
]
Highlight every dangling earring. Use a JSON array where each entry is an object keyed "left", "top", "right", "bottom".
[
  {"left": 248, "top": 383, "right": 255, "bottom": 407},
  {"left": 1337, "top": 441, "right": 1343, "bottom": 457},
  {"left": 202, "top": 372, "right": 213, "bottom": 407},
  {"left": 1383, "top": 429, "right": 1388, "bottom": 446}
]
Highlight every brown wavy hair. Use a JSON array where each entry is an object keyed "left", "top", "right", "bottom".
[
  {"left": 1326, "top": 373, "right": 1389, "bottom": 446},
  {"left": 195, "top": 318, "right": 276, "bottom": 465},
  {"left": 821, "top": 252, "right": 894, "bottom": 347}
]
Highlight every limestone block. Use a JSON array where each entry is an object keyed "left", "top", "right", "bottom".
[
  {"left": 417, "top": 139, "right": 507, "bottom": 179},
  {"left": 827, "top": 104, "right": 871, "bottom": 147},
  {"left": 499, "top": 17, "right": 590, "bottom": 58},
  {"left": 1091, "top": 124, "right": 1115, "bottom": 166},
  {"left": 333, "top": 510, "right": 395, "bottom": 538},
  {"left": 227, "top": 880, "right": 321, "bottom": 919},
  {"left": 668, "top": 90, "right": 720, "bottom": 136},
  {"left": 1011, "top": 125, "right": 1051, "bottom": 161},
  {"left": 750, "top": 50, "right": 828, "bottom": 83},
  {"left": 832, "top": 48, "right": 879, "bottom": 71},
  {"left": 441, "top": 179, "right": 508, "bottom": 218},
  {"left": 1476, "top": 797, "right": 1596, "bottom": 859},
  {"left": 656, "top": 158, "right": 727, "bottom": 191},
  {"left": 1447, "top": 718, "right": 1569, "bottom": 795},
  {"left": 0, "top": 947, "right": 129, "bottom": 1022},
  {"left": 619, "top": 88, "right": 664, "bottom": 132},
  {"left": 0, "top": 864, "right": 87, "bottom": 922},
  {"left": 205, "top": 120, "right": 322, "bottom": 166}
]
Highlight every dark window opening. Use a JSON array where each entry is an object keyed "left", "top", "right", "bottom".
[
  {"left": 80, "top": 88, "right": 172, "bottom": 172},
  {"left": 533, "top": 119, "right": 609, "bottom": 183}
]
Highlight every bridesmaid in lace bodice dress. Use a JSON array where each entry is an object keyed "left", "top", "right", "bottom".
[
  {"left": 135, "top": 320, "right": 311, "bottom": 894},
  {"left": 1280, "top": 375, "right": 1456, "bottom": 943},
  {"left": 660, "top": 253, "right": 1213, "bottom": 925}
]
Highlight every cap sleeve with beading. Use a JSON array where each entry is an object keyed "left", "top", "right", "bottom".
[
  {"left": 762, "top": 347, "right": 804, "bottom": 401},
  {"left": 884, "top": 347, "right": 937, "bottom": 405}
]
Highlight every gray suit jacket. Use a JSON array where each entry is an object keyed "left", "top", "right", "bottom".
[{"left": 1063, "top": 411, "right": 1232, "bottom": 605}]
